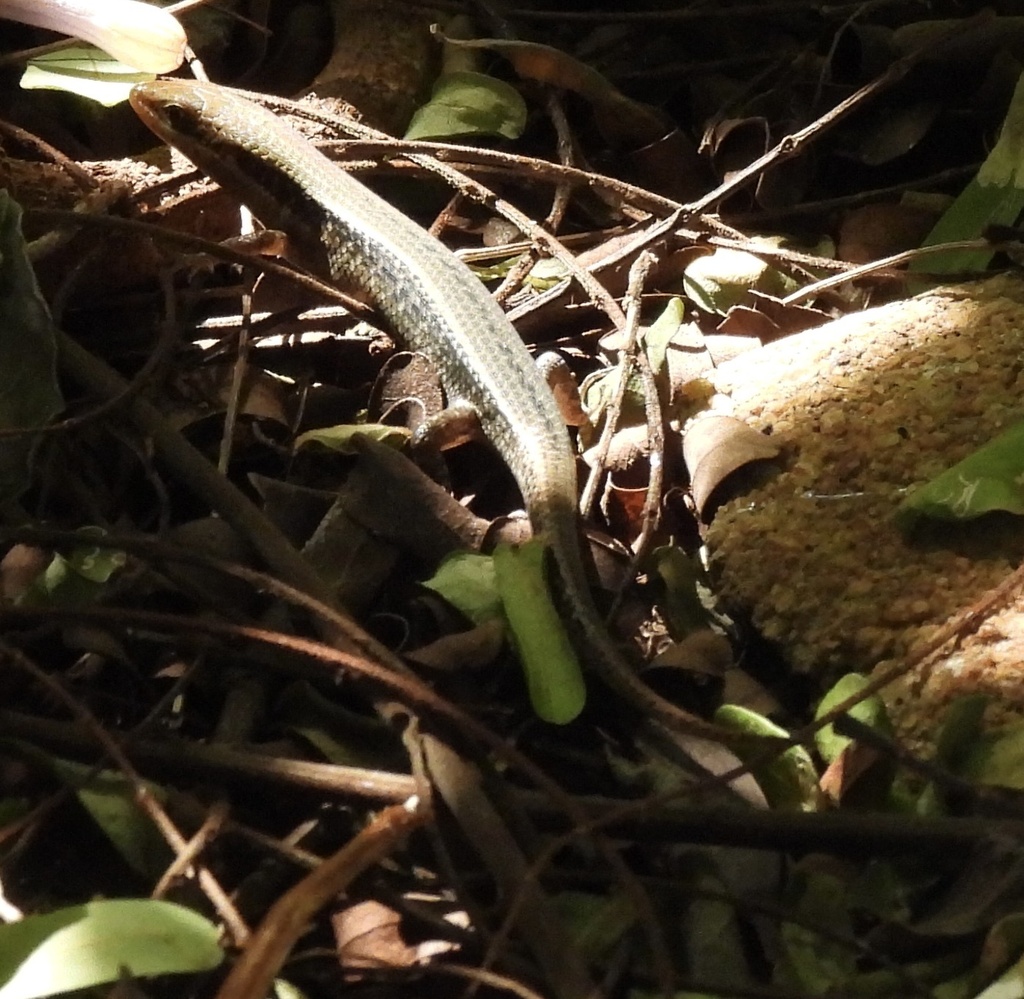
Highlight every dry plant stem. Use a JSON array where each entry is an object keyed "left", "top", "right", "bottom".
[
  {"left": 509, "top": 209, "right": 683, "bottom": 327},
  {"left": 0, "top": 637, "right": 250, "bottom": 945},
  {"left": 807, "top": 562, "right": 1024, "bottom": 744},
  {"left": 218, "top": 266, "right": 256, "bottom": 474},
  {"left": 506, "top": 2, "right": 899, "bottom": 22},
  {"left": 0, "top": 522, "right": 676, "bottom": 993},
  {"left": 317, "top": 139, "right": 852, "bottom": 279},
  {"left": 579, "top": 250, "right": 657, "bottom": 517},
  {"left": 780, "top": 238, "right": 1014, "bottom": 304},
  {"left": 324, "top": 137, "right": 678, "bottom": 216},
  {"left": 0, "top": 708, "right": 418, "bottom": 801},
  {"left": 732, "top": 164, "right": 978, "bottom": 227},
  {"left": 421, "top": 961, "right": 551, "bottom": 999},
  {"left": 153, "top": 799, "right": 229, "bottom": 898},
  {"left": 834, "top": 716, "right": 1024, "bottom": 819},
  {"left": 617, "top": 254, "right": 664, "bottom": 584},
  {"left": 686, "top": 10, "right": 993, "bottom": 213},
  {"left": 520, "top": 790, "right": 1024, "bottom": 854},
  {"left": 0, "top": 601, "right": 675, "bottom": 994},
  {"left": 421, "top": 738, "right": 597, "bottom": 999},
  {"left": 213, "top": 801, "right": 427, "bottom": 999},
  {"left": 493, "top": 246, "right": 539, "bottom": 308},
  {"left": 227, "top": 823, "right": 327, "bottom": 872},
  {"left": 28, "top": 208, "right": 364, "bottom": 310},
  {"left": 9, "top": 681, "right": 1024, "bottom": 860},
  {"left": 252, "top": 90, "right": 629, "bottom": 330},
  {"left": 0, "top": 120, "right": 98, "bottom": 191},
  {"left": 542, "top": 92, "right": 576, "bottom": 233}
]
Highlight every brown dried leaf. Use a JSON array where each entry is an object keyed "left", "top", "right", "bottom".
[
  {"left": 819, "top": 742, "right": 885, "bottom": 805},
  {"left": 837, "top": 202, "right": 940, "bottom": 263},
  {"left": 683, "top": 414, "right": 782, "bottom": 516},
  {"left": 333, "top": 900, "right": 419, "bottom": 969},
  {"left": 406, "top": 617, "right": 506, "bottom": 672}
]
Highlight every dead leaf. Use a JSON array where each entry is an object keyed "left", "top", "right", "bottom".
[
  {"left": 819, "top": 741, "right": 885, "bottom": 805},
  {"left": 683, "top": 414, "right": 782, "bottom": 517},
  {"left": 333, "top": 900, "right": 419, "bottom": 969},
  {"left": 332, "top": 899, "right": 456, "bottom": 969},
  {"left": 649, "top": 629, "right": 734, "bottom": 677},
  {"left": 406, "top": 617, "right": 506, "bottom": 672}
]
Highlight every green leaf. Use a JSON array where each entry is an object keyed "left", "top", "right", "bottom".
[
  {"left": 0, "top": 193, "right": 63, "bottom": 507},
  {"left": 912, "top": 70, "right": 1024, "bottom": 276},
  {"left": 422, "top": 551, "right": 503, "bottom": 626},
  {"left": 774, "top": 869, "right": 857, "bottom": 992},
  {"left": 552, "top": 891, "right": 635, "bottom": 960},
  {"left": 493, "top": 539, "right": 586, "bottom": 724},
  {"left": 713, "top": 706, "right": 818, "bottom": 810},
  {"left": 19, "top": 528, "right": 126, "bottom": 607},
  {"left": 814, "top": 673, "right": 892, "bottom": 763},
  {"left": 641, "top": 297, "right": 685, "bottom": 375},
  {"left": 682, "top": 239, "right": 792, "bottom": 315},
  {"left": 21, "top": 48, "right": 154, "bottom": 106},
  {"left": 648, "top": 546, "right": 711, "bottom": 639},
  {"left": 0, "top": 899, "right": 222, "bottom": 999},
  {"left": 405, "top": 70, "right": 527, "bottom": 141},
  {"left": 46, "top": 757, "right": 170, "bottom": 878},
  {"left": 934, "top": 694, "right": 990, "bottom": 769},
  {"left": 960, "top": 721, "right": 1024, "bottom": 790},
  {"left": 896, "top": 420, "right": 1024, "bottom": 528}
]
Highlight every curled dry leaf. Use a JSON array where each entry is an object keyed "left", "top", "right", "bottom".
[
  {"left": 683, "top": 414, "right": 782, "bottom": 518},
  {"left": 333, "top": 899, "right": 455, "bottom": 969},
  {"left": 716, "top": 290, "right": 831, "bottom": 344}
]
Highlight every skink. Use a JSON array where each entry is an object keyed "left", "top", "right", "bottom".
[{"left": 130, "top": 80, "right": 740, "bottom": 744}]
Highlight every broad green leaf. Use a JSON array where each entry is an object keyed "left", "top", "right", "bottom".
[
  {"left": 422, "top": 551, "right": 502, "bottom": 626},
  {"left": 0, "top": 193, "right": 63, "bottom": 507},
  {"left": 22, "top": 48, "right": 154, "bottom": 106},
  {"left": 0, "top": 899, "right": 222, "bottom": 999},
  {"left": 814, "top": 673, "right": 892, "bottom": 763},
  {"left": 467, "top": 255, "right": 566, "bottom": 289},
  {"left": 649, "top": 546, "right": 710, "bottom": 639},
  {"left": 960, "top": 721, "right": 1024, "bottom": 790},
  {"left": 19, "top": 528, "right": 126, "bottom": 607},
  {"left": 912, "top": 70, "right": 1024, "bottom": 275},
  {"left": 405, "top": 70, "right": 527, "bottom": 141},
  {"left": 46, "top": 757, "right": 170, "bottom": 878},
  {"left": 896, "top": 420, "right": 1024, "bottom": 528},
  {"left": 713, "top": 706, "right": 818, "bottom": 810},
  {"left": 493, "top": 539, "right": 585, "bottom": 724},
  {"left": 682, "top": 243, "right": 790, "bottom": 315}
]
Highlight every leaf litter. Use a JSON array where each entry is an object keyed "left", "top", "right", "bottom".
[{"left": 4, "top": 4, "right": 1024, "bottom": 999}]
